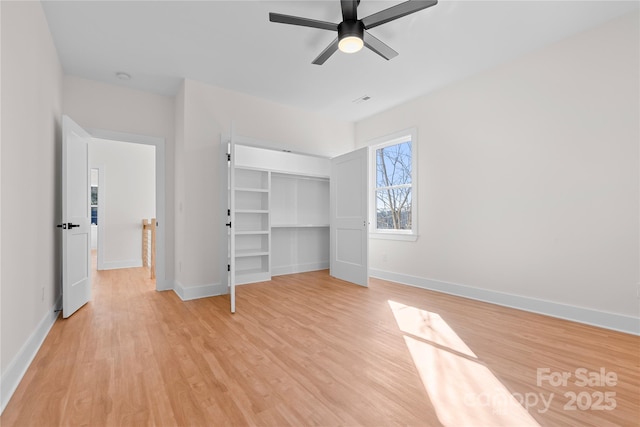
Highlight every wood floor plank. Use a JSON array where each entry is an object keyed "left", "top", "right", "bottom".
[{"left": 1, "top": 264, "right": 638, "bottom": 426}]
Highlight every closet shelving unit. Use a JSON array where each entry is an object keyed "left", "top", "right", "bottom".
[
  {"left": 233, "top": 167, "right": 271, "bottom": 285},
  {"left": 227, "top": 140, "right": 331, "bottom": 287},
  {"left": 223, "top": 135, "right": 369, "bottom": 314}
]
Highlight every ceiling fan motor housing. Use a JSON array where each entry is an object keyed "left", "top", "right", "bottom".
[{"left": 338, "top": 20, "right": 364, "bottom": 42}]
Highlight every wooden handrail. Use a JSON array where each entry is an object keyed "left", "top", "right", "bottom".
[{"left": 142, "top": 218, "right": 156, "bottom": 279}]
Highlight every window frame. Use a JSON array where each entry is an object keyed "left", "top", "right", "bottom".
[{"left": 368, "top": 128, "right": 418, "bottom": 241}]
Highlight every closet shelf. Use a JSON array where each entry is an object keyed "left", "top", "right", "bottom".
[
  {"left": 235, "top": 249, "right": 269, "bottom": 258},
  {"left": 235, "top": 230, "right": 270, "bottom": 235},
  {"left": 236, "top": 209, "right": 269, "bottom": 214},
  {"left": 271, "top": 224, "right": 329, "bottom": 228},
  {"left": 236, "top": 268, "right": 270, "bottom": 283},
  {"left": 235, "top": 187, "right": 269, "bottom": 193}
]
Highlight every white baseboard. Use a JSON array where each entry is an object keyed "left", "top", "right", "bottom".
[
  {"left": 155, "top": 277, "right": 172, "bottom": 292},
  {"left": 370, "top": 269, "right": 640, "bottom": 336},
  {"left": 272, "top": 261, "right": 329, "bottom": 277},
  {"left": 1, "top": 295, "right": 62, "bottom": 414},
  {"left": 100, "top": 259, "right": 143, "bottom": 270},
  {"left": 173, "top": 280, "right": 228, "bottom": 301}
]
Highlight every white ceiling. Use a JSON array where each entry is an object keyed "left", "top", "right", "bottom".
[{"left": 41, "top": 1, "right": 638, "bottom": 122}]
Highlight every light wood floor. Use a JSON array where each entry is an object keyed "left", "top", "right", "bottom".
[{"left": 1, "top": 265, "right": 638, "bottom": 426}]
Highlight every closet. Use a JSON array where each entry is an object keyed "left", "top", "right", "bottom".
[
  {"left": 222, "top": 136, "right": 368, "bottom": 313},
  {"left": 271, "top": 173, "right": 330, "bottom": 276}
]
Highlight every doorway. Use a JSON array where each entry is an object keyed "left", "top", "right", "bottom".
[
  {"left": 89, "top": 139, "right": 156, "bottom": 279},
  {"left": 86, "top": 128, "right": 167, "bottom": 291}
]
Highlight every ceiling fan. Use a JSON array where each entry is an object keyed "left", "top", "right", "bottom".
[{"left": 269, "top": 0, "right": 438, "bottom": 65}]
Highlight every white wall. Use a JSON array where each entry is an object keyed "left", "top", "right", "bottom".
[
  {"left": 1, "top": 0, "right": 63, "bottom": 410},
  {"left": 90, "top": 139, "right": 155, "bottom": 269},
  {"left": 173, "top": 83, "right": 186, "bottom": 291},
  {"left": 174, "top": 79, "right": 354, "bottom": 295},
  {"left": 355, "top": 12, "right": 639, "bottom": 332},
  {"left": 63, "top": 76, "right": 175, "bottom": 285}
]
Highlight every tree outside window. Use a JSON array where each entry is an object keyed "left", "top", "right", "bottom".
[
  {"left": 370, "top": 129, "right": 417, "bottom": 239},
  {"left": 376, "top": 141, "right": 412, "bottom": 229}
]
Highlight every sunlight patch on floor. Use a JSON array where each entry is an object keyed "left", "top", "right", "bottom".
[
  {"left": 387, "top": 300, "right": 477, "bottom": 358},
  {"left": 388, "top": 300, "right": 540, "bottom": 427}
]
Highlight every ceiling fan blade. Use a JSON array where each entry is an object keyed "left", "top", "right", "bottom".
[
  {"left": 312, "top": 38, "right": 340, "bottom": 65},
  {"left": 341, "top": 0, "right": 358, "bottom": 21},
  {"left": 269, "top": 12, "right": 338, "bottom": 31},
  {"left": 363, "top": 31, "right": 398, "bottom": 60},
  {"left": 361, "top": 0, "right": 437, "bottom": 30}
]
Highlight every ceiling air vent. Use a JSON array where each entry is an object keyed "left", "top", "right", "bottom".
[{"left": 352, "top": 95, "right": 371, "bottom": 104}]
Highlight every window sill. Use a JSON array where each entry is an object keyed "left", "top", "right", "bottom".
[{"left": 369, "top": 232, "right": 418, "bottom": 242}]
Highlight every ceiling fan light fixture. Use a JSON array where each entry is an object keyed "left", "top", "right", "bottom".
[
  {"left": 339, "top": 36, "right": 364, "bottom": 53},
  {"left": 338, "top": 20, "right": 365, "bottom": 54}
]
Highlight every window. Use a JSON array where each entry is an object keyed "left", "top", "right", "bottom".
[
  {"left": 91, "top": 168, "right": 99, "bottom": 225},
  {"left": 91, "top": 185, "right": 98, "bottom": 225},
  {"left": 370, "top": 129, "right": 417, "bottom": 240}
]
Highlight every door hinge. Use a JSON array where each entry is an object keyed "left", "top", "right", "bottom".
[
  {"left": 227, "top": 209, "right": 230, "bottom": 216},
  {"left": 227, "top": 264, "right": 231, "bottom": 272},
  {"left": 227, "top": 153, "right": 231, "bottom": 161}
]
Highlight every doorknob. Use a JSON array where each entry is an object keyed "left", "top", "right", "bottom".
[
  {"left": 67, "top": 223, "right": 80, "bottom": 229},
  {"left": 56, "top": 223, "right": 67, "bottom": 229}
]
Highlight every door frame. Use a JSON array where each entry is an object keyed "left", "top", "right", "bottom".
[
  {"left": 86, "top": 128, "right": 168, "bottom": 291},
  {"left": 91, "top": 164, "right": 106, "bottom": 270}
]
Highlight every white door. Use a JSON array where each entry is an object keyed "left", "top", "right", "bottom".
[
  {"left": 61, "top": 116, "right": 92, "bottom": 318},
  {"left": 229, "top": 136, "right": 237, "bottom": 313},
  {"left": 220, "top": 139, "right": 232, "bottom": 311},
  {"left": 330, "top": 147, "right": 369, "bottom": 286}
]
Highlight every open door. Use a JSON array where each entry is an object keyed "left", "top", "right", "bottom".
[
  {"left": 220, "top": 138, "right": 232, "bottom": 312},
  {"left": 60, "top": 115, "right": 92, "bottom": 318},
  {"left": 330, "top": 147, "right": 369, "bottom": 286},
  {"left": 228, "top": 136, "right": 237, "bottom": 313}
]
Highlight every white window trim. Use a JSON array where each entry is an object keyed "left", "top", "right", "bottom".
[{"left": 368, "top": 128, "right": 418, "bottom": 241}]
